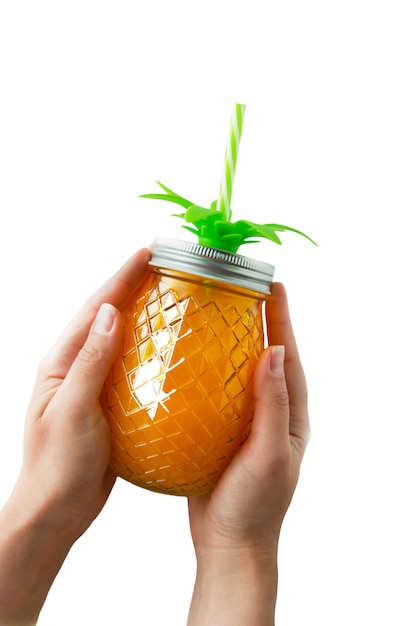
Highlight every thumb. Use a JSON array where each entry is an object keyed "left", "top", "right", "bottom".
[
  {"left": 57, "top": 303, "right": 122, "bottom": 415},
  {"left": 250, "top": 346, "right": 291, "bottom": 454}
]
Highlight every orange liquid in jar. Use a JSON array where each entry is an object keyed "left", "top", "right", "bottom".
[{"left": 101, "top": 267, "right": 266, "bottom": 497}]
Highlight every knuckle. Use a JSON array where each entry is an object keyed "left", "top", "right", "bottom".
[
  {"left": 273, "top": 445, "right": 292, "bottom": 471},
  {"left": 272, "top": 385, "right": 290, "bottom": 411},
  {"left": 36, "top": 356, "right": 49, "bottom": 378},
  {"left": 264, "top": 445, "right": 293, "bottom": 485},
  {"left": 36, "top": 353, "right": 56, "bottom": 381},
  {"left": 77, "top": 340, "right": 105, "bottom": 365}
]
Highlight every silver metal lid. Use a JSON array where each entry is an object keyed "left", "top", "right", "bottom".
[{"left": 149, "top": 238, "right": 275, "bottom": 294}]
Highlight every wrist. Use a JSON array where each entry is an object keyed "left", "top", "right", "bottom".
[
  {"left": 8, "top": 460, "right": 101, "bottom": 542},
  {"left": 2, "top": 482, "right": 77, "bottom": 553},
  {"left": 188, "top": 547, "right": 278, "bottom": 626},
  {"left": 0, "top": 485, "right": 76, "bottom": 624}
]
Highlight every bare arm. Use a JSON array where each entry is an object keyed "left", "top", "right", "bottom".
[
  {"left": 187, "top": 283, "right": 310, "bottom": 625},
  {"left": 0, "top": 248, "right": 150, "bottom": 625}
]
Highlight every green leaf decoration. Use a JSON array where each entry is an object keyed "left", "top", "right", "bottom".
[
  {"left": 139, "top": 104, "right": 317, "bottom": 254},
  {"left": 140, "top": 181, "right": 318, "bottom": 254},
  {"left": 139, "top": 192, "right": 192, "bottom": 209},
  {"left": 184, "top": 205, "right": 218, "bottom": 221}
]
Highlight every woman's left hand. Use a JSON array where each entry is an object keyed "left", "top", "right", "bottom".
[
  {"left": 14, "top": 247, "right": 151, "bottom": 537},
  {"left": 0, "top": 247, "right": 150, "bottom": 625}
]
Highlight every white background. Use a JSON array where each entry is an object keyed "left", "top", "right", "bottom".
[{"left": 1, "top": 1, "right": 416, "bottom": 624}]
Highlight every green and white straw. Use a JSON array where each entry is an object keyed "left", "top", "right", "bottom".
[
  {"left": 216, "top": 103, "right": 246, "bottom": 221},
  {"left": 140, "top": 103, "right": 318, "bottom": 254}
]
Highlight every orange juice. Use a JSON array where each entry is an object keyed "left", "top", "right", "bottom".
[{"left": 101, "top": 239, "right": 274, "bottom": 496}]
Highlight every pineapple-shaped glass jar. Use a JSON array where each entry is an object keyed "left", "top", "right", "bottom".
[{"left": 101, "top": 238, "right": 275, "bottom": 497}]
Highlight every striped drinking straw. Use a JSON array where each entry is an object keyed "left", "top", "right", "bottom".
[{"left": 216, "top": 103, "right": 246, "bottom": 221}]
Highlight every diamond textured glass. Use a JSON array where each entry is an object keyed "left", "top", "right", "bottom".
[{"left": 101, "top": 239, "right": 275, "bottom": 496}]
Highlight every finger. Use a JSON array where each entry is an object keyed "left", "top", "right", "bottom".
[
  {"left": 91, "top": 247, "right": 152, "bottom": 311},
  {"left": 47, "top": 303, "right": 123, "bottom": 422},
  {"left": 247, "top": 346, "right": 291, "bottom": 463},
  {"left": 40, "top": 247, "right": 151, "bottom": 380},
  {"left": 266, "top": 284, "right": 308, "bottom": 409},
  {"left": 265, "top": 284, "right": 310, "bottom": 449},
  {"left": 266, "top": 283, "right": 301, "bottom": 365}
]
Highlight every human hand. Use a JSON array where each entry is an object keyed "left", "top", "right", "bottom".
[
  {"left": 187, "top": 283, "right": 310, "bottom": 625},
  {"left": 13, "top": 247, "right": 151, "bottom": 536},
  {"left": 0, "top": 247, "right": 150, "bottom": 625}
]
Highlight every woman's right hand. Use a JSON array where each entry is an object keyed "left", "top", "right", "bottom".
[{"left": 187, "top": 283, "right": 310, "bottom": 625}]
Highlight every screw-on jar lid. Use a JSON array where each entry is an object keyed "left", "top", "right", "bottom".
[{"left": 149, "top": 238, "right": 275, "bottom": 294}]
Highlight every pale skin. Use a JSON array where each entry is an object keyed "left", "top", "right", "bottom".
[{"left": 0, "top": 247, "right": 309, "bottom": 625}]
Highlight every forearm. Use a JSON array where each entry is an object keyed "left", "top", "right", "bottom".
[
  {"left": 187, "top": 548, "right": 278, "bottom": 626},
  {"left": 0, "top": 492, "right": 75, "bottom": 625}
]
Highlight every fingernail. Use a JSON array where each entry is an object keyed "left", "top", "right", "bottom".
[
  {"left": 270, "top": 345, "right": 285, "bottom": 376},
  {"left": 93, "top": 303, "right": 117, "bottom": 335}
]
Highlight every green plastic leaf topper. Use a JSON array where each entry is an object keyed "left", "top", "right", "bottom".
[{"left": 140, "top": 104, "right": 317, "bottom": 254}]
